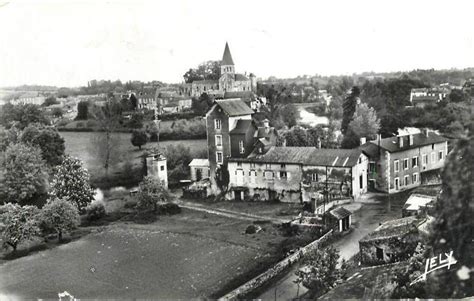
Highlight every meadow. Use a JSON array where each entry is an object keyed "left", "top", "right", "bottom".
[{"left": 60, "top": 131, "right": 207, "bottom": 187}]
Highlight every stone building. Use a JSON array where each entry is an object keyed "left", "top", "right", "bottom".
[
  {"left": 360, "top": 130, "right": 448, "bottom": 193},
  {"left": 205, "top": 98, "right": 255, "bottom": 193},
  {"left": 359, "top": 216, "right": 422, "bottom": 265},
  {"left": 188, "top": 158, "right": 210, "bottom": 181},
  {"left": 190, "top": 43, "right": 257, "bottom": 97},
  {"left": 227, "top": 147, "right": 368, "bottom": 203},
  {"left": 146, "top": 153, "right": 168, "bottom": 189}
]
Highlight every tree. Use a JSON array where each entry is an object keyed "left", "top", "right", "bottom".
[
  {"left": 90, "top": 99, "right": 122, "bottom": 177},
  {"left": 0, "top": 103, "right": 49, "bottom": 129},
  {"left": 129, "top": 93, "right": 138, "bottom": 110},
  {"left": 192, "top": 93, "right": 214, "bottom": 116},
  {"left": 1, "top": 143, "right": 48, "bottom": 205},
  {"left": 341, "top": 103, "right": 380, "bottom": 148},
  {"left": 128, "top": 112, "right": 144, "bottom": 129},
  {"left": 49, "top": 156, "right": 95, "bottom": 213},
  {"left": 391, "top": 243, "right": 428, "bottom": 298},
  {"left": 20, "top": 124, "right": 65, "bottom": 166},
  {"left": 131, "top": 130, "right": 148, "bottom": 150},
  {"left": 0, "top": 203, "right": 40, "bottom": 251},
  {"left": 341, "top": 86, "right": 360, "bottom": 134},
  {"left": 284, "top": 126, "right": 308, "bottom": 146},
  {"left": 280, "top": 104, "right": 299, "bottom": 128},
  {"left": 215, "top": 164, "right": 230, "bottom": 193},
  {"left": 136, "top": 176, "right": 170, "bottom": 212},
  {"left": 51, "top": 107, "right": 63, "bottom": 118},
  {"left": 448, "top": 89, "right": 467, "bottom": 103},
  {"left": 295, "top": 247, "right": 342, "bottom": 296},
  {"left": 75, "top": 101, "right": 89, "bottom": 120},
  {"left": 39, "top": 198, "right": 80, "bottom": 241},
  {"left": 183, "top": 60, "right": 220, "bottom": 83},
  {"left": 425, "top": 134, "right": 473, "bottom": 298},
  {"left": 42, "top": 96, "right": 59, "bottom": 107}
]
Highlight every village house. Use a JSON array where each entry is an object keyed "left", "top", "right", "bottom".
[
  {"left": 360, "top": 130, "right": 448, "bottom": 193},
  {"left": 324, "top": 206, "right": 352, "bottom": 232},
  {"left": 359, "top": 216, "right": 422, "bottom": 265},
  {"left": 409, "top": 87, "right": 449, "bottom": 107},
  {"left": 145, "top": 153, "right": 168, "bottom": 189},
  {"left": 190, "top": 43, "right": 257, "bottom": 97},
  {"left": 136, "top": 91, "right": 156, "bottom": 111},
  {"left": 205, "top": 98, "right": 255, "bottom": 193},
  {"left": 188, "top": 158, "right": 210, "bottom": 182},
  {"left": 227, "top": 147, "right": 368, "bottom": 203}
]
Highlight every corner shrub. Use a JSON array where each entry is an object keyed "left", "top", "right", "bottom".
[{"left": 86, "top": 202, "right": 106, "bottom": 221}]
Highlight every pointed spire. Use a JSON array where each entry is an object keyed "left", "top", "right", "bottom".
[{"left": 222, "top": 42, "right": 234, "bottom": 66}]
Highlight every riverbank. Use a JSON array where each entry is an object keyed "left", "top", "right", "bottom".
[{"left": 294, "top": 103, "right": 329, "bottom": 126}]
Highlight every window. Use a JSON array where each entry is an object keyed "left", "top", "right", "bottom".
[
  {"left": 216, "top": 152, "right": 223, "bottom": 164},
  {"left": 214, "top": 119, "right": 221, "bottom": 130},
  {"left": 160, "top": 166, "right": 164, "bottom": 171},
  {"left": 403, "top": 158, "right": 409, "bottom": 170},
  {"left": 279, "top": 171, "right": 287, "bottom": 179},
  {"left": 412, "top": 156, "right": 418, "bottom": 168},
  {"left": 237, "top": 162, "right": 242, "bottom": 167},
  {"left": 369, "top": 162, "right": 376, "bottom": 173},
  {"left": 215, "top": 135, "right": 222, "bottom": 147},
  {"left": 265, "top": 171, "right": 274, "bottom": 180},
  {"left": 239, "top": 140, "right": 245, "bottom": 154},
  {"left": 280, "top": 163, "right": 286, "bottom": 169},
  {"left": 431, "top": 152, "right": 436, "bottom": 164},
  {"left": 439, "top": 151, "right": 443, "bottom": 161},
  {"left": 250, "top": 163, "right": 256, "bottom": 169},
  {"left": 394, "top": 177, "right": 400, "bottom": 190},
  {"left": 394, "top": 160, "right": 399, "bottom": 172},
  {"left": 266, "top": 163, "right": 271, "bottom": 169},
  {"left": 311, "top": 173, "right": 318, "bottom": 182},
  {"left": 422, "top": 154, "right": 428, "bottom": 166},
  {"left": 412, "top": 173, "right": 418, "bottom": 184},
  {"left": 404, "top": 175, "right": 409, "bottom": 186}
]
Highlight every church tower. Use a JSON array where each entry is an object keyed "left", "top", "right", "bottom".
[
  {"left": 221, "top": 42, "right": 235, "bottom": 75},
  {"left": 220, "top": 42, "right": 235, "bottom": 92}
]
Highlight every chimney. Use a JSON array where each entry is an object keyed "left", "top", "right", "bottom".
[
  {"left": 360, "top": 137, "right": 366, "bottom": 145},
  {"left": 409, "top": 134, "right": 414, "bottom": 146},
  {"left": 423, "top": 128, "right": 429, "bottom": 137},
  {"left": 398, "top": 136, "right": 404, "bottom": 148}
]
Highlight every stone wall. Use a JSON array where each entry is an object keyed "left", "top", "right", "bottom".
[{"left": 219, "top": 229, "right": 334, "bottom": 300}]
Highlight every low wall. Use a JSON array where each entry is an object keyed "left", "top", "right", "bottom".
[
  {"left": 219, "top": 229, "right": 334, "bottom": 300},
  {"left": 314, "top": 198, "right": 352, "bottom": 215}
]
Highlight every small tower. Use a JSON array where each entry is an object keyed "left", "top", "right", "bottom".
[
  {"left": 249, "top": 73, "right": 257, "bottom": 92},
  {"left": 146, "top": 153, "right": 168, "bottom": 189},
  {"left": 221, "top": 42, "right": 235, "bottom": 76}
]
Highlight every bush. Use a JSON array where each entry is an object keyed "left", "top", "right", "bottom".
[
  {"left": 124, "top": 199, "right": 138, "bottom": 209},
  {"left": 86, "top": 202, "right": 106, "bottom": 221},
  {"left": 157, "top": 203, "right": 181, "bottom": 215}
]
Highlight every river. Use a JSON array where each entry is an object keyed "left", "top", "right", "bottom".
[{"left": 296, "top": 105, "right": 329, "bottom": 127}]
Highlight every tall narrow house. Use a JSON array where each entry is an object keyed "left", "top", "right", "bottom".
[{"left": 205, "top": 99, "right": 254, "bottom": 193}]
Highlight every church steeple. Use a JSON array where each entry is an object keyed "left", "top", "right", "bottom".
[
  {"left": 221, "top": 42, "right": 235, "bottom": 77},
  {"left": 222, "top": 42, "right": 234, "bottom": 66}
]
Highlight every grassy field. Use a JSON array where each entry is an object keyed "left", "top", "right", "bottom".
[
  {"left": 60, "top": 131, "right": 207, "bottom": 181},
  {"left": 0, "top": 209, "right": 289, "bottom": 299}
]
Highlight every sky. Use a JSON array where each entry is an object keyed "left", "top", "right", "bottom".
[{"left": 0, "top": 0, "right": 473, "bottom": 87}]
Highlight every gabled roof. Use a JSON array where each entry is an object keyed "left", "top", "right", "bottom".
[
  {"left": 230, "top": 147, "right": 364, "bottom": 167},
  {"left": 230, "top": 119, "right": 255, "bottom": 135},
  {"left": 329, "top": 207, "right": 352, "bottom": 220},
  {"left": 235, "top": 73, "right": 249, "bottom": 81},
  {"left": 189, "top": 158, "right": 209, "bottom": 167},
  {"left": 214, "top": 99, "right": 254, "bottom": 117},
  {"left": 192, "top": 79, "right": 218, "bottom": 85},
  {"left": 361, "top": 132, "right": 447, "bottom": 154},
  {"left": 360, "top": 216, "right": 419, "bottom": 242},
  {"left": 221, "top": 42, "right": 234, "bottom": 65}
]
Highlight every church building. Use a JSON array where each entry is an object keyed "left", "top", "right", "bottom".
[{"left": 191, "top": 43, "right": 257, "bottom": 97}]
